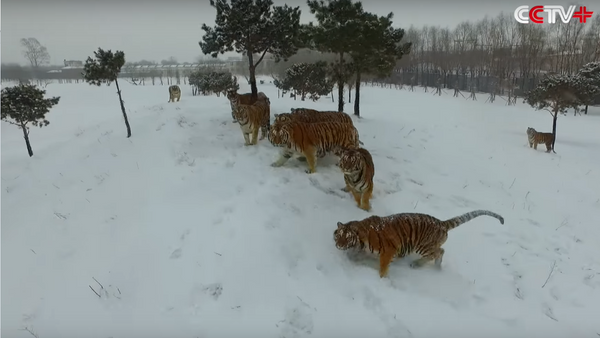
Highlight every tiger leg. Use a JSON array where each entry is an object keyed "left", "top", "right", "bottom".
[
  {"left": 379, "top": 250, "right": 395, "bottom": 278},
  {"left": 545, "top": 142, "right": 552, "bottom": 153},
  {"left": 259, "top": 125, "right": 267, "bottom": 140},
  {"left": 410, "top": 248, "right": 445, "bottom": 269},
  {"left": 349, "top": 189, "right": 362, "bottom": 208},
  {"left": 304, "top": 147, "right": 318, "bottom": 174},
  {"left": 242, "top": 132, "right": 251, "bottom": 146},
  {"left": 271, "top": 148, "right": 293, "bottom": 167},
  {"left": 533, "top": 142, "right": 538, "bottom": 150},
  {"left": 360, "top": 186, "right": 373, "bottom": 211},
  {"left": 251, "top": 127, "right": 259, "bottom": 145},
  {"left": 528, "top": 141, "right": 533, "bottom": 148},
  {"left": 177, "top": 94, "right": 181, "bottom": 102}
]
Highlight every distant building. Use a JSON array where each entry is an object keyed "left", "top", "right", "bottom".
[{"left": 63, "top": 59, "right": 83, "bottom": 68}]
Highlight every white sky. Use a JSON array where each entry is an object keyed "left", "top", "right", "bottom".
[{"left": 1, "top": 0, "right": 596, "bottom": 65}]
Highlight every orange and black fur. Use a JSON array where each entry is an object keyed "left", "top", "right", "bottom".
[
  {"left": 333, "top": 210, "right": 505, "bottom": 278},
  {"left": 269, "top": 120, "right": 360, "bottom": 174},
  {"left": 232, "top": 98, "right": 271, "bottom": 146},
  {"left": 275, "top": 110, "right": 363, "bottom": 159},
  {"left": 527, "top": 127, "right": 555, "bottom": 153},
  {"left": 227, "top": 89, "right": 268, "bottom": 123},
  {"left": 168, "top": 85, "right": 181, "bottom": 102},
  {"left": 335, "top": 147, "right": 375, "bottom": 211}
]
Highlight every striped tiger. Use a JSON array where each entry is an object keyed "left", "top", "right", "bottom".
[
  {"left": 274, "top": 110, "right": 363, "bottom": 159},
  {"left": 226, "top": 89, "right": 268, "bottom": 123},
  {"left": 334, "top": 210, "right": 505, "bottom": 278},
  {"left": 335, "top": 147, "right": 375, "bottom": 211},
  {"left": 232, "top": 98, "right": 271, "bottom": 146},
  {"left": 168, "top": 85, "right": 181, "bottom": 103},
  {"left": 275, "top": 110, "right": 353, "bottom": 125},
  {"left": 269, "top": 120, "right": 360, "bottom": 174},
  {"left": 526, "top": 127, "right": 555, "bottom": 153}
]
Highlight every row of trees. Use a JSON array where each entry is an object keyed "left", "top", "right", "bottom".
[
  {"left": 188, "top": 70, "right": 239, "bottom": 96},
  {"left": 199, "top": 0, "right": 412, "bottom": 117}
]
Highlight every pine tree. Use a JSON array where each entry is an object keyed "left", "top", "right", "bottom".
[
  {"left": 523, "top": 74, "right": 586, "bottom": 152},
  {"left": 349, "top": 11, "right": 411, "bottom": 117},
  {"left": 82, "top": 48, "right": 131, "bottom": 138},
  {"left": 200, "top": 0, "right": 304, "bottom": 101},
  {"left": 306, "top": 0, "right": 365, "bottom": 112},
  {"left": 1, "top": 83, "right": 60, "bottom": 157},
  {"left": 576, "top": 61, "right": 600, "bottom": 115}
]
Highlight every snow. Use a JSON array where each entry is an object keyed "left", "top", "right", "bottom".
[{"left": 2, "top": 78, "right": 600, "bottom": 337}]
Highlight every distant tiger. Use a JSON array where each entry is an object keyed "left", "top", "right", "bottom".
[
  {"left": 227, "top": 89, "right": 268, "bottom": 123},
  {"left": 232, "top": 98, "right": 271, "bottom": 146},
  {"left": 526, "top": 127, "right": 555, "bottom": 153},
  {"left": 168, "top": 85, "right": 181, "bottom": 103},
  {"left": 269, "top": 120, "right": 360, "bottom": 174},
  {"left": 333, "top": 210, "right": 505, "bottom": 278},
  {"left": 335, "top": 147, "right": 375, "bottom": 211}
]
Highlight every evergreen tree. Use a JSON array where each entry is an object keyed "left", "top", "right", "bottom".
[
  {"left": 82, "top": 48, "right": 131, "bottom": 138},
  {"left": 523, "top": 74, "right": 587, "bottom": 152},
  {"left": 576, "top": 61, "right": 600, "bottom": 115},
  {"left": 278, "top": 61, "right": 333, "bottom": 101},
  {"left": 349, "top": 11, "right": 412, "bottom": 117},
  {"left": 199, "top": 0, "right": 304, "bottom": 101},
  {"left": 1, "top": 83, "right": 60, "bottom": 157},
  {"left": 306, "top": 0, "right": 364, "bottom": 112}
]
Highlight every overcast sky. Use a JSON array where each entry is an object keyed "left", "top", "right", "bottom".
[{"left": 1, "top": 0, "right": 596, "bottom": 65}]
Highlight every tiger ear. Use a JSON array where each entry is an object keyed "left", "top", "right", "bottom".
[
  {"left": 274, "top": 113, "right": 279, "bottom": 117},
  {"left": 337, "top": 222, "right": 343, "bottom": 229}
]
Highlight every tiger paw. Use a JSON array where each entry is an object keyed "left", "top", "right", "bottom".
[
  {"left": 305, "top": 169, "right": 315, "bottom": 174},
  {"left": 341, "top": 187, "right": 349, "bottom": 192},
  {"left": 271, "top": 162, "right": 283, "bottom": 167}
]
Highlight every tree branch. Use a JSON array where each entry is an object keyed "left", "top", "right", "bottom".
[{"left": 254, "top": 49, "right": 269, "bottom": 68}]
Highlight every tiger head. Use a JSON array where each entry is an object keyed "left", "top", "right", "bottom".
[
  {"left": 335, "top": 147, "right": 363, "bottom": 174},
  {"left": 526, "top": 127, "right": 535, "bottom": 136},
  {"left": 273, "top": 113, "right": 294, "bottom": 125},
  {"left": 333, "top": 221, "right": 361, "bottom": 250},
  {"left": 226, "top": 89, "right": 238, "bottom": 102},
  {"left": 268, "top": 122, "right": 289, "bottom": 147},
  {"left": 232, "top": 105, "right": 247, "bottom": 123}
]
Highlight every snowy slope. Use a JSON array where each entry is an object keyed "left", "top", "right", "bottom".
[{"left": 2, "top": 78, "right": 600, "bottom": 338}]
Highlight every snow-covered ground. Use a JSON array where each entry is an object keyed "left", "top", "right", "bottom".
[{"left": 2, "top": 77, "right": 600, "bottom": 338}]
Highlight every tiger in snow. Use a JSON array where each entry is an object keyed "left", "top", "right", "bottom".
[
  {"left": 232, "top": 98, "right": 271, "bottom": 146},
  {"left": 168, "top": 85, "right": 181, "bottom": 103},
  {"left": 269, "top": 120, "right": 360, "bottom": 174},
  {"left": 526, "top": 127, "right": 555, "bottom": 153},
  {"left": 226, "top": 89, "right": 268, "bottom": 123},
  {"left": 333, "top": 209, "right": 505, "bottom": 278},
  {"left": 274, "top": 110, "right": 363, "bottom": 159},
  {"left": 334, "top": 147, "right": 375, "bottom": 211}
]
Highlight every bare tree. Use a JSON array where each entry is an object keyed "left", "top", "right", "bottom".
[{"left": 20, "top": 38, "right": 50, "bottom": 68}]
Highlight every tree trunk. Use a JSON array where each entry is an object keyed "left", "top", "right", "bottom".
[
  {"left": 114, "top": 79, "right": 132, "bottom": 138},
  {"left": 348, "top": 85, "right": 352, "bottom": 103},
  {"left": 247, "top": 52, "right": 258, "bottom": 101},
  {"left": 354, "top": 72, "right": 361, "bottom": 117},
  {"left": 551, "top": 105, "right": 558, "bottom": 153},
  {"left": 337, "top": 53, "right": 345, "bottom": 112},
  {"left": 21, "top": 124, "right": 33, "bottom": 157},
  {"left": 584, "top": 104, "right": 588, "bottom": 115}
]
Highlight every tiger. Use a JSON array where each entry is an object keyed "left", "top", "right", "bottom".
[
  {"left": 227, "top": 89, "right": 268, "bottom": 123},
  {"left": 334, "top": 147, "right": 375, "bottom": 211},
  {"left": 526, "top": 127, "right": 555, "bottom": 153},
  {"left": 274, "top": 111, "right": 363, "bottom": 160},
  {"left": 269, "top": 120, "right": 360, "bottom": 174},
  {"left": 333, "top": 209, "right": 505, "bottom": 278},
  {"left": 232, "top": 98, "right": 271, "bottom": 146},
  {"left": 275, "top": 110, "right": 354, "bottom": 125},
  {"left": 168, "top": 85, "right": 181, "bottom": 103}
]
